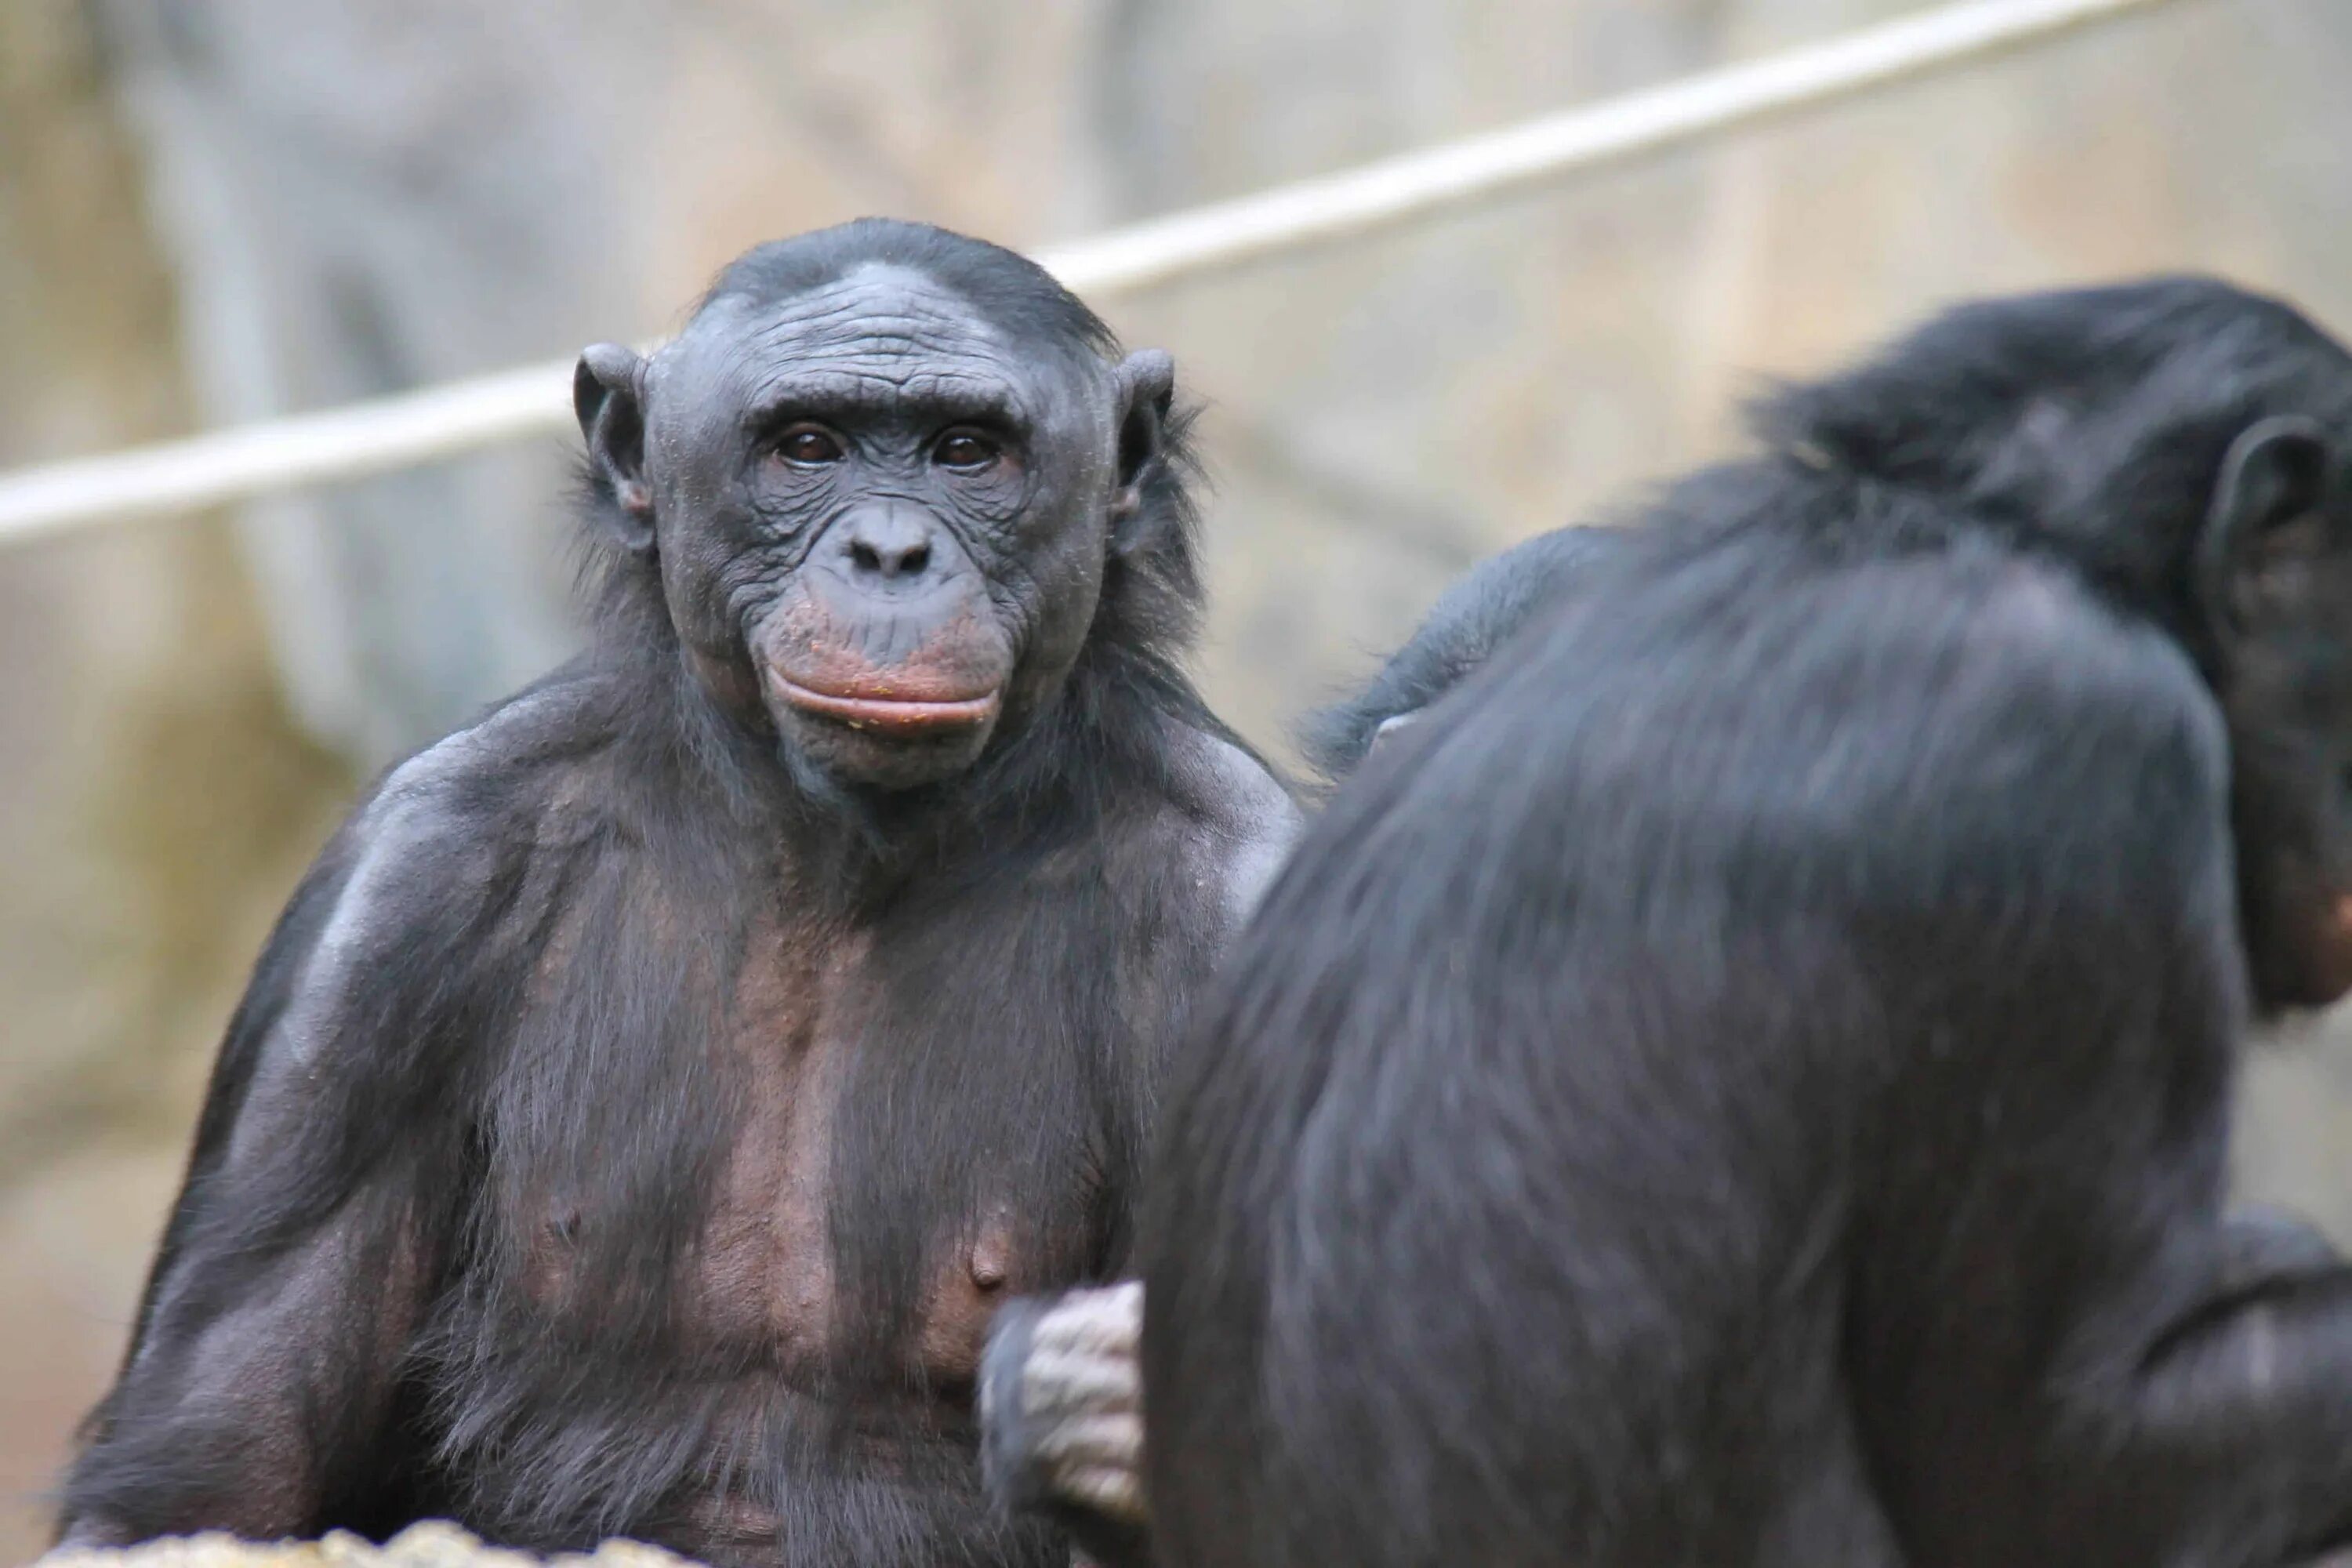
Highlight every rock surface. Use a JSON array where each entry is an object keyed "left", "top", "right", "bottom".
[{"left": 37, "top": 1523, "right": 694, "bottom": 1568}]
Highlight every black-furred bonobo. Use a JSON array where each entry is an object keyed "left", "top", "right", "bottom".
[
  {"left": 57, "top": 220, "right": 1298, "bottom": 1568},
  {"left": 1144, "top": 278, "right": 2352, "bottom": 1567}
]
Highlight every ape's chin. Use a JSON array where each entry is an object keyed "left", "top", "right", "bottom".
[{"left": 775, "top": 704, "right": 1000, "bottom": 793}]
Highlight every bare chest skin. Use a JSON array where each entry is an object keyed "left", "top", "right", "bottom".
[
  {"left": 693, "top": 918, "right": 1033, "bottom": 1385},
  {"left": 516, "top": 905, "right": 1093, "bottom": 1401}
]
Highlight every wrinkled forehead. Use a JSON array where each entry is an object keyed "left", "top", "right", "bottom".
[{"left": 651, "top": 262, "right": 1098, "bottom": 430}]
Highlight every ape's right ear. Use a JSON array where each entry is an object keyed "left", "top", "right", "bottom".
[
  {"left": 575, "top": 344, "right": 655, "bottom": 553},
  {"left": 2196, "top": 414, "right": 2336, "bottom": 644}
]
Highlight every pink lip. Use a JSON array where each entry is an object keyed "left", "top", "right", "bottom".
[{"left": 768, "top": 673, "right": 1003, "bottom": 734}]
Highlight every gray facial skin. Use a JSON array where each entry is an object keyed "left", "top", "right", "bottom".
[{"left": 580, "top": 262, "right": 1171, "bottom": 793}]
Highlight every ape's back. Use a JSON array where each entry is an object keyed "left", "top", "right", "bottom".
[{"left": 1139, "top": 474, "right": 2242, "bottom": 1567}]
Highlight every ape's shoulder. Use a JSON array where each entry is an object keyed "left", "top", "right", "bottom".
[
  {"left": 1149, "top": 722, "right": 1302, "bottom": 938},
  {"left": 188, "top": 670, "right": 642, "bottom": 1143},
  {"left": 346, "top": 663, "right": 646, "bottom": 848},
  {"left": 369, "top": 662, "right": 629, "bottom": 801},
  {"left": 298, "top": 666, "right": 646, "bottom": 955}
]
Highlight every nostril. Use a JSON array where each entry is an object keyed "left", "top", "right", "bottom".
[{"left": 840, "top": 519, "right": 938, "bottom": 581}]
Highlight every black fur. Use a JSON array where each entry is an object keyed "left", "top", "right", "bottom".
[
  {"left": 1301, "top": 525, "right": 1632, "bottom": 779},
  {"left": 1143, "top": 278, "right": 2352, "bottom": 1568},
  {"left": 60, "top": 220, "right": 1296, "bottom": 1568}
]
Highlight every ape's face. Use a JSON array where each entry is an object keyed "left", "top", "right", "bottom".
[{"left": 582, "top": 262, "right": 1166, "bottom": 793}]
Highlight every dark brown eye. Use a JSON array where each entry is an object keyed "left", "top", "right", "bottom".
[
  {"left": 774, "top": 424, "right": 844, "bottom": 466},
  {"left": 934, "top": 430, "right": 1000, "bottom": 471}
]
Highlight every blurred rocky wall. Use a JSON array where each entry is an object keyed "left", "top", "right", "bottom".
[
  {"left": 5, "top": 0, "right": 2352, "bottom": 1558},
  {"left": 0, "top": 3, "right": 354, "bottom": 1558}
]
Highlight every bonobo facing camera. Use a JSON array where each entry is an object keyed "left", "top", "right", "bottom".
[{"left": 58, "top": 220, "right": 1296, "bottom": 1568}]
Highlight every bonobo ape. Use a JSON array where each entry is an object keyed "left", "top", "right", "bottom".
[
  {"left": 1144, "top": 279, "right": 2352, "bottom": 1567},
  {"left": 57, "top": 220, "right": 1298, "bottom": 1568}
]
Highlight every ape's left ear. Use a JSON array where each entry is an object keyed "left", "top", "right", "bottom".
[
  {"left": 1110, "top": 350, "right": 1177, "bottom": 539},
  {"left": 2198, "top": 414, "right": 2339, "bottom": 644}
]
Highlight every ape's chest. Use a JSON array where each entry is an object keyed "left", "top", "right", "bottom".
[
  {"left": 514, "top": 912, "right": 1135, "bottom": 1388},
  {"left": 687, "top": 1026, "right": 1102, "bottom": 1386}
]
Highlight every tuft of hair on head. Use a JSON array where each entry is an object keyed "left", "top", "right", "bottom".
[
  {"left": 1748, "top": 276, "right": 2347, "bottom": 494},
  {"left": 1732, "top": 274, "right": 2352, "bottom": 646}
]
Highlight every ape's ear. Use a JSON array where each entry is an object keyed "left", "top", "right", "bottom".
[
  {"left": 2198, "top": 414, "right": 2338, "bottom": 643},
  {"left": 1109, "top": 350, "right": 1177, "bottom": 539},
  {"left": 575, "top": 343, "right": 655, "bottom": 554}
]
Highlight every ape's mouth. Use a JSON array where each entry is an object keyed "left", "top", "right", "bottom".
[{"left": 768, "top": 673, "right": 1004, "bottom": 735}]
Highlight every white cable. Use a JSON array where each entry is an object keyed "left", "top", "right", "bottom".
[{"left": 0, "top": 0, "right": 2187, "bottom": 548}]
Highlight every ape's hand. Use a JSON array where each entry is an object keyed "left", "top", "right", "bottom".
[{"left": 980, "top": 1283, "right": 1149, "bottom": 1567}]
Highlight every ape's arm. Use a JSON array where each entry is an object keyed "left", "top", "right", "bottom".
[{"left": 58, "top": 775, "right": 503, "bottom": 1546}]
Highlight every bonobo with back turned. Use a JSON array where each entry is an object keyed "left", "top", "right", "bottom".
[{"left": 1146, "top": 278, "right": 2352, "bottom": 1568}]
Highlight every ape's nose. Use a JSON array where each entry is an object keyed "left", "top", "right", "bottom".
[{"left": 837, "top": 506, "right": 936, "bottom": 583}]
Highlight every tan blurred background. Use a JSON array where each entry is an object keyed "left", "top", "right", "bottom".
[{"left": 2, "top": 0, "right": 2350, "bottom": 1557}]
